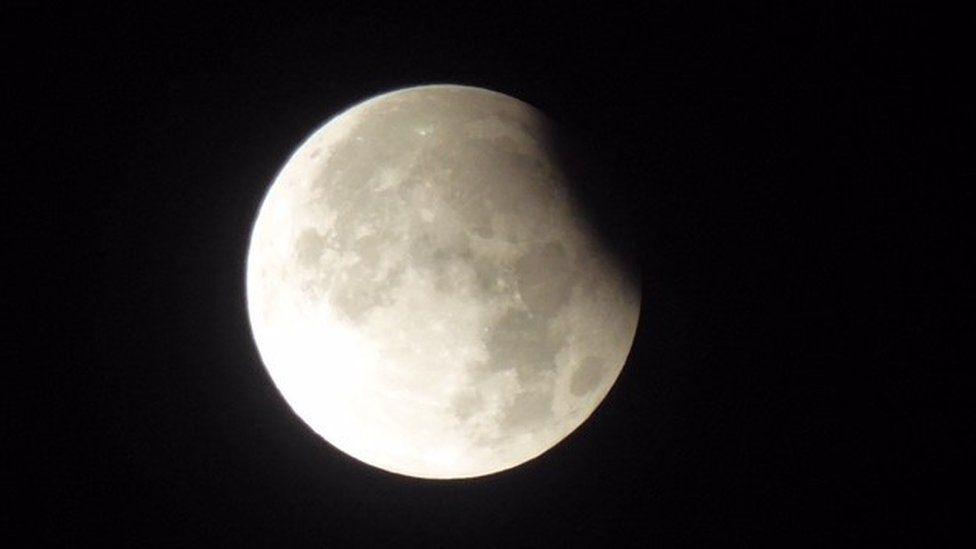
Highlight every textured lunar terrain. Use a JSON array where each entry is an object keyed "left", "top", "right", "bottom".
[{"left": 247, "top": 85, "right": 640, "bottom": 478}]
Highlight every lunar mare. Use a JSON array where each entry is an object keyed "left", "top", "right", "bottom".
[{"left": 246, "top": 84, "right": 640, "bottom": 478}]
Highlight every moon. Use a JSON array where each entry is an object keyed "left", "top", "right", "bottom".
[{"left": 246, "top": 84, "right": 640, "bottom": 479}]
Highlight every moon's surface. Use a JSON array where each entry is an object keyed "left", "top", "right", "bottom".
[{"left": 246, "top": 84, "right": 640, "bottom": 478}]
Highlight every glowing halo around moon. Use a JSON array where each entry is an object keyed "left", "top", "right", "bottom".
[{"left": 246, "top": 84, "right": 640, "bottom": 479}]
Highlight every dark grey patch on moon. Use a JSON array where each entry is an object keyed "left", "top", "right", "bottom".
[
  {"left": 295, "top": 229, "right": 325, "bottom": 267},
  {"left": 471, "top": 224, "right": 493, "bottom": 239},
  {"left": 484, "top": 309, "right": 563, "bottom": 379},
  {"left": 472, "top": 256, "right": 510, "bottom": 296},
  {"left": 452, "top": 390, "right": 482, "bottom": 421},
  {"left": 327, "top": 239, "right": 404, "bottom": 322},
  {"left": 330, "top": 284, "right": 381, "bottom": 322},
  {"left": 570, "top": 356, "right": 607, "bottom": 396},
  {"left": 515, "top": 240, "right": 573, "bottom": 316},
  {"left": 500, "top": 388, "right": 554, "bottom": 430}
]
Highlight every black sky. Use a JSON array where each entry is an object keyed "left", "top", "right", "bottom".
[{"left": 11, "top": 2, "right": 965, "bottom": 546}]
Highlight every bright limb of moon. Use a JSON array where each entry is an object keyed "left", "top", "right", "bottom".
[{"left": 246, "top": 84, "right": 640, "bottom": 479}]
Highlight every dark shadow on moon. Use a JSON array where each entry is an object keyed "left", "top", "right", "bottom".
[{"left": 544, "top": 123, "right": 644, "bottom": 292}]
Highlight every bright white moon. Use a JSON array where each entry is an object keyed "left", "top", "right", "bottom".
[{"left": 246, "top": 84, "right": 640, "bottom": 478}]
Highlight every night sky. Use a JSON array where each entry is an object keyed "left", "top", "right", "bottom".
[{"left": 13, "top": 3, "right": 963, "bottom": 545}]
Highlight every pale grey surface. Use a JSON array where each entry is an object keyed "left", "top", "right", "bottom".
[{"left": 246, "top": 85, "right": 640, "bottom": 478}]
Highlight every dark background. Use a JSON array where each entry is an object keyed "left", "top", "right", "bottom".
[{"left": 10, "top": 2, "right": 966, "bottom": 546}]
